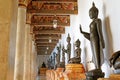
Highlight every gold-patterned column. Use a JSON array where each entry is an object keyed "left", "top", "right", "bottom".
[
  {"left": 23, "top": 24, "right": 31, "bottom": 80},
  {"left": 14, "top": 2, "right": 26, "bottom": 80},
  {"left": 0, "top": 0, "right": 12, "bottom": 80}
]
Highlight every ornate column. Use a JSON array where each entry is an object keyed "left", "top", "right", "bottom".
[
  {"left": 29, "top": 31, "right": 32, "bottom": 80},
  {"left": 14, "top": 1, "right": 27, "bottom": 80},
  {"left": 23, "top": 24, "right": 31, "bottom": 80},
  {"left": 23, "top": 12, "right": 32, "bottom": 80},
  {"left": 30, "top": 42, "right": 37, "bottom": 80}
]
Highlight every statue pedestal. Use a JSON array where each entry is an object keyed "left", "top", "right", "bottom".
[
  {"left": 46, "top": 69, "right": 55, "bottom": 80},
  {"left": 86, "top": 69, "right": 104, "bottom": 80},
  {"left": 110, "top": 74, "right": 120, "bottom": 80},
  {"left": 40, "top": 68, "right": 47, "bottom": 76},
  {"left": 63, "top": 64, "right": 86, "bottom": 80},
  {"left": 46, "top": 70, "right": 52, "bottom": 80},
  {"left": 54, "top": 68, "right": 65, "bottom": 80},
  {"left": 51, "top": 70, "right": 55, "bottom": 80}
]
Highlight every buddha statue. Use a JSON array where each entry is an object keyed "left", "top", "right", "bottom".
[
  {"left": 62, "top": 46, "right": 65, "bottom": 63},
  {"left": 63, "top": 34, "right": 71, "bottom": 62},
  {"left": 80, "top": 2, "right": 105, "bottom": 70},
  {"left": 69, "top": 39, "right": 81, "bottom": 64},
  {"left": 56, "top": 46, "right": 60, "bottom": 65},
  {"left": 80, "top": 2, "right": 105, "bottom": 80},
  {"left": 56, "top": 45, "right": 65, "bottom": 68},
  {"left": 109, "top": 51, "right": 120, "bottom": 70},
  {"left": 41, "top": 62, "right": 46, "bottom": 68}
]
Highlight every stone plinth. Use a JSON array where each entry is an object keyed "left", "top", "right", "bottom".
[
  {"left": 40, "top": 68, "right": 47, "bottom": 76},
  {"left": 110, "top": 74, "right": 120, "bottom": 80},
  {"left": 54, "top": 68, "right": 64, "bottom": 80},
  {"left": 46, "top": 70, "right": 51, "bottom": 80},
  {"left": 46, "top": 70, "right": 55, "bottom": 80},
  {"left": 51, "top": 70, "right": 55, "bottom": 80},
  {"left": 63, "top": 64, "right": 86, "bottom": 80}
]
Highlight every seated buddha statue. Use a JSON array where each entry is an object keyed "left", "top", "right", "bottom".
[{"left": 68, "top": 39, "right": 81, "bottom": 64}]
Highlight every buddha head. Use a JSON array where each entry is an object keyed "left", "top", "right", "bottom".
[
  {"left": 89, "top": 2, "right": 99, "bottom": 19},
  {"left": 66, "top": 33, "right": 71, "bottom": 43},
  {"left": 75, "top": 39, "right": 81, "bottom": 47}
]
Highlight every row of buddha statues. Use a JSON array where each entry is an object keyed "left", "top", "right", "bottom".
[{"left": 40, "top": 2, "right": 120, "bottom": 80}]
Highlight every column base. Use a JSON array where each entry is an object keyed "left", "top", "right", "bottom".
[{"left": 86, "top": 69, "right": 104, "bottom": 80}]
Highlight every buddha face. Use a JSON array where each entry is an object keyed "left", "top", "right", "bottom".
[
  {"left": 67, "top": 37, "right": 71, "bottom": 43},
  {"left": 89, "top": 3, "right": 98, "bottom": 19},
  {"left": 89, "top": 10, "right": 98, "bottom": 19},
  {"left": 75, "top": 40, "right": 80, "bottom": 47}
]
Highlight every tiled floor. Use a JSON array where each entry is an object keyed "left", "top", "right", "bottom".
[{"left": 37, "top": 76, "right": 46, "bottom": 80}]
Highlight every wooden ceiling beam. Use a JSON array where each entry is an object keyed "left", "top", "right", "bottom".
[
  {"left": 31, "top": 13, "right": 74, "bottom": 15},
  {"left": 36, "top": 44, "right": 56, "bottom": 47},
  {"left": 35, "top": 37, "right": 60, "bottom": 40},
  {"left": 31, "top": 15, "right": 70, "bottom": 26},
  {"left": 36, "top": 43, "right": 56, "bottom": 45},
  {"left": 33, "top": 25, "right": 65, "bottom": 28},
  {"left": 34, "top": 35, "right": 61, "bottom": 39},
  {"left": 37, "top": 50, "right": 52, "bottom": 55},
  {"left": 37, "top": 48, "right": 53, "bottom": 55},
  {"left": 27, "top": 1, "right": 78, "bottom": 14},
  {"left": 28, "top": 10, "right": 78, "bottom": 15},
  {"left": 37, "top": 46, "right": 55, "bottom": 50},
  {"left": 37, "top": 49, "right": 53, "bottom": 52},
  {"left": 33, "top": 30, "right": 65, "bottom": 34},
  {"left": 32, "top": 0, "right": 77, "bottom": 3},
  {"left": 31, "top": 23, "right": 70, "bottom": 26},
  {"left": 35, "top": 40, "right": 58, "bottom": 44}
]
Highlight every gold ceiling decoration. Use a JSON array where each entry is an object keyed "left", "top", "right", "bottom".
[{"left": 27, "top": 0, "right": 78, "bottom": 55}]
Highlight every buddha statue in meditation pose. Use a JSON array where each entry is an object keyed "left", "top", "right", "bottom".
[{"left": 69, "top": 39, "right": 81, "bottom": 64}]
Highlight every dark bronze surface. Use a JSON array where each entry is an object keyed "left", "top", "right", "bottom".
[
  {"left": 63, "top": 34, "right": 71, "bottom": 62},
  {"left": 80, "top": 2, "right": 105, "bottom": 80},
  {"left": 86, "top": 69, "right": 104, "bottom": 80},
  {"left": 41, "top": 62, "right": 46, "bottom": 68},
  {"left": 80, "top": 2, "right": 105, "bottom": 69},
  {"left": 109, "top": 50, "right": 120, "bottom": 70},
  {"left": 56, "top": 46, "right": 61, "bottom": 65},
  {"left": 69, "top": 39, "right": 81, "bottom": 64}
]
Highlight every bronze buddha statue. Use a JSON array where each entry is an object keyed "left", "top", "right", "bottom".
[
  {"left": 80, "top": 2, "right": 105, "bottom": 80},
  {"left": 63, "top": 34, "right": 71, "bottom": 62},
  {"left": 80, "top": 2, "right": 105, "bottom": 69},
  {"left": 109, "top": 50, "right": 120, "bottom": 70},
  {"left": 69, "top": 39, "right": 81, "bottom": 64}
]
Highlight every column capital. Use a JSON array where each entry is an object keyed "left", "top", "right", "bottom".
[
  {"left": 18, "top": 0, "right": 31, "bottom": 7},
  {"left": 26, "top": 13, "right": 32, "bottom": 24}
]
